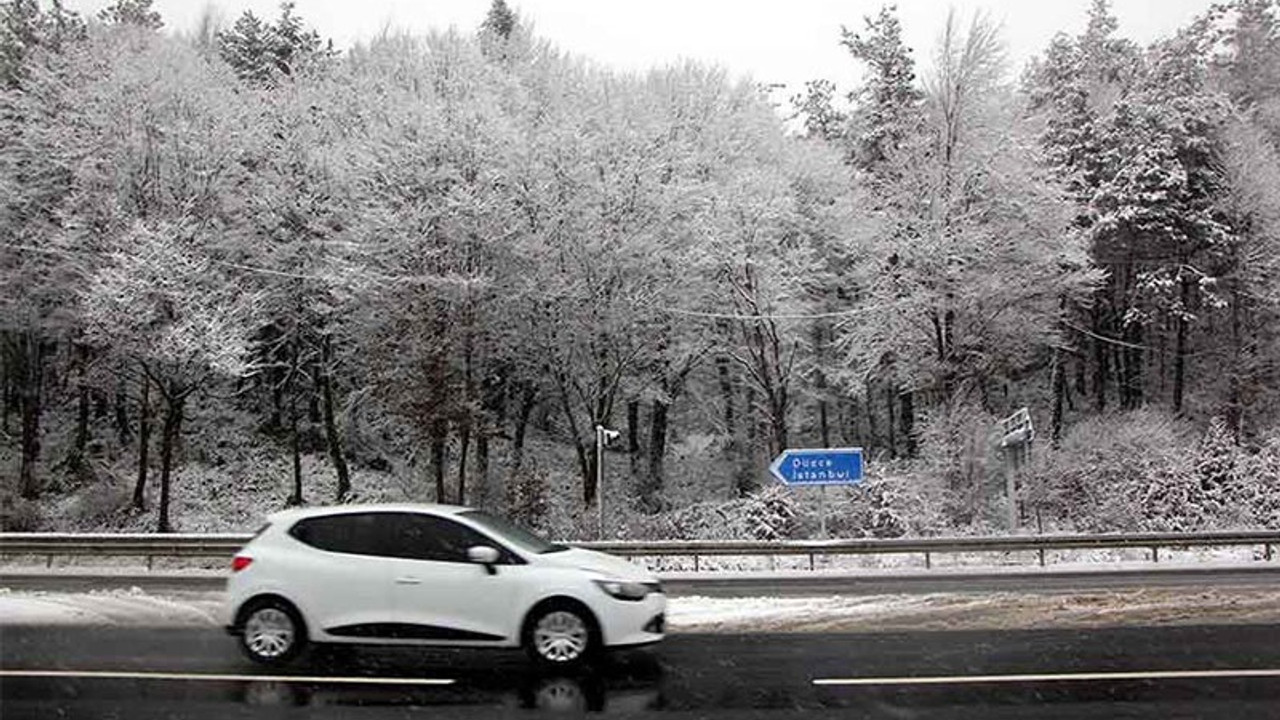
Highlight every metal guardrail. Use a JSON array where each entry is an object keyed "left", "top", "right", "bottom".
[{"left": 3, "top": 530, "right": 1280, "bottom": 572}]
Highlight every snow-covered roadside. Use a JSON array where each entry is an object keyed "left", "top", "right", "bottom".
[
  {"left": 5, "top": 587, "right": 1280, "bottom": 633},
  {"left": 0, "top": 588, "right": 223, "bottom": 627}
]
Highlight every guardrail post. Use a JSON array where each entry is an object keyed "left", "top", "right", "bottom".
[
  {"left": 924, "top": 551, "right": 931, "bottom": 569},
  {"left": 146, "top": 555, "right": 153, "bottom": 572},
  {"left": 1038, "top": 548, "right": 1046, "bottom": 567},
  {"left": 46, "top": 553, "right": 53, "bottom": 569},
  {"left": 1151, "top": 546, "right": 1159, "bottom": 563},
  {"left": 1267, "top": 543, "right": 1273, "bottom": 562},
  {"left": 809, "top": 553, "right": 815, "bottom": 571},
  {"left": 694, "top": 555, "right": 700, "bottom": 573}
]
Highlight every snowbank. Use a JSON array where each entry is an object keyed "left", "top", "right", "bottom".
[{"left": 5, "top": 587, "right": 1280, "bottom": 633}]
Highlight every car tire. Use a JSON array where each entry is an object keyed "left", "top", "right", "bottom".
[
  {"left": 238, "top": 597, "right": 307, "bottom": 666},
  {"left": 522, "top": 600, "right": 600, "bottom": 668}
]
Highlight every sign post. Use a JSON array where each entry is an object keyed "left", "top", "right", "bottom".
[
  {"left": 769, "top": 448, "right": 866, "bottom": 538},
  {"left": 595, "top": 425, "right": 619, "bottom": 539},
  {"left": 998, "top": 408, "right": 1034, "bottom": 530}
]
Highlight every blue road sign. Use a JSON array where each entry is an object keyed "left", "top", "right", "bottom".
[{"left": 769, "top": 447, "right": 865, "bottom": 486}]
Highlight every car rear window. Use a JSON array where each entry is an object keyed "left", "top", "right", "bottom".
[{"left": 289, "top": 513, "right": 385, "bottom": 556}]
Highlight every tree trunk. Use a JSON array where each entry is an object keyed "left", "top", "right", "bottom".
[
  {"left": 307, "top": 389, "right": 320, "bottom": 424},
  {"left": 319, "top": 338, "right": 350, "bottom": 501},
  {"left": 1173, "top": 304, "right": 1189, "bottom": 416},
  {"left": 554, "top": 383, "right": 593, "bottom": 506},
  {"left": 156, "top": 390, "right": 184, "bottom": 534},
  {"left": 812, "top": 322, "right": 831, "bottom": 448},
  {"left": 457, "top": 421, "right": 470, "bottom": 506},
  {"left": 1, "top": 339, "right": 10, "bottom": 436},
  {"left": 768, "top": 391, "right": 789, "bottom": 458},
  {"left": 885, "top": 383, "right": 897, "bottom": 459},
  {"left": 269, "top": 370, "right": 283, "bottom": 433},
  {"left": 133, "top": 376, "right": 151, "bottom": 510},
  {"left": 1050, "top": 347, "right": 1066, "bottom": 446},
  {"left": 644, "top": 399, "right": 669, "bottom": 509},
  {"left": 66, "top": 345, "right": 90, "bottom": 476},
  {"left": 1128, "top": 324, "right": 1144, "bottom": 409},
  {"left": 431, "top": 417, "right": 447, "bottom": 503},
  {"left": 1075, "top": 353, "right": 1086, "bottom": 399},
  {"left": 511, "top": 384, "right": 536, "bottom": 475},
  {"left": 865, "top": 380, "right": 879, "bottom": 454},
  {"left": 1093, "top": 305, "right": 1108, "bottom": 413},
  {"left": 114, "top": 379, "right": 131, "bottom": 445},
  {"left": 1227, "top": 289, "right": 1244, "bottom": 437},
  {"left": 626, "top": 399, "right": 639, "bottom": 472},
  {"left": 899, "top": 389, "right": 915, "bottom": 457},
  {"left": 18, "top": 334, "right": 44, "bottom": 500},
  {"left": 716, "top": 355, "right": 736, "bottom": 437},
  {"left": 287, "top": 389, "right": 303, "bottom": 506},
  {"left": 476, "top": 432, "right": 489, "bottom": 507}
]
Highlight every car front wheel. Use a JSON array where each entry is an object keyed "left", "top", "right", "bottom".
[
  {"left": 524, "top": 602, "right": 598, "bottom": 667},
  {"left": 239, "top": 599, "right": 306, "bottom": 666}
]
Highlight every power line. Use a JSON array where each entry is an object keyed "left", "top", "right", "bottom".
[
  {"left": 1061, "top": 320, "right": 1148, "bottom": 351},
  {"left": 1, "top": 242, "right": 461, "bottom": 287},
  {"left": 662, "top": 302, "right": 893, "bottom": 322},
  {"left": 1061, "top": 320, "right": 1226, "bottom": 359}
]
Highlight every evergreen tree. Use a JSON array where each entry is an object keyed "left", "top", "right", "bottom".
[
  {"left": 840, "top": 4, "right": 923, "bottom": 173},
  {"left": 217, "top": 1, "right": 332, "bottom": 84},
  {"left": 482, "top": 0, "right": 517, "bottom": 40},
  {"left": 98, "top": 0, "right": 163, "bottom": 30}
]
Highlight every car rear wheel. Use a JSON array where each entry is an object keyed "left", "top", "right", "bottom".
[
  {"left": 239, "top": 599, "right": 306, "bottom": 666},
  {"left": 524, "top": 602, "right": 598, "bottom": 667}
]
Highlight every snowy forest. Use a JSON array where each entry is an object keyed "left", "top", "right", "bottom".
[{"left": 3, "top": 0, "right": 1280, "bottom": 540}]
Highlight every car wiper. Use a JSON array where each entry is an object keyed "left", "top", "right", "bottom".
[{"left": 541, "top": 544, "right": 570, "bottom": 553}]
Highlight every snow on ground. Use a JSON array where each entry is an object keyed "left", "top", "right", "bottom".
[
  {"left": 4, "top": 587, "right": 1280, "bottom": 633},
  {"left": 667, "top": 588, "right": 1280, "bottom": 632},
  {"left": 0, "top": 588, "right": 223, "bottom": 627}
]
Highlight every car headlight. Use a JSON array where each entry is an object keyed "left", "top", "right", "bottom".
[{"left": 592, "top": 579, "right": 653, "bottom": 602}]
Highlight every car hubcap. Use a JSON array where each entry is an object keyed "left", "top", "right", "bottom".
[
  {"left": 533, "top": 611, "right": 588, "bottom": 662},
  {"left": 245, "top": 607, "right": 294, "bottom": 659}
]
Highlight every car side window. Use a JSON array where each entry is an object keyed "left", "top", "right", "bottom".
[
  {"left": 289, "top": 513, "right": 385, "bottom": 556},
  {"left": 386, "top": 513, "right": 509, "bottom": 564}
]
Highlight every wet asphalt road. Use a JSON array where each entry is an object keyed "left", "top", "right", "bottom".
[{"left": 5, "top": 624, "right": 1280, "bottom": 718}]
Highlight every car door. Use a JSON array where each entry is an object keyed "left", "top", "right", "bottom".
[
  {"left": 383, "top": 512, "right": 529, "bottom": 643},
  {"left": 283, "top": 512, "right": 399, "bottom": 637}
]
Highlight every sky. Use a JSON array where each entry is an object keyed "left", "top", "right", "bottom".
[{"left": 67, "top": 0, "right": 1216, "bottom": 97}]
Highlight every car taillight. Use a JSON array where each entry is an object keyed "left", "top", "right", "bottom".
[{"left": 231, "top": 555, "right": 253, "bottom": 572}]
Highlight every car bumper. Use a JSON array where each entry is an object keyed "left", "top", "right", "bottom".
[{"left": 598, "top": 592, "right": 667, "bottom": 648}]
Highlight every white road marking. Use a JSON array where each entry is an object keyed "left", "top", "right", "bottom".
[
  {"left": 814, "top": 668, "right": 1280, "bottom": 687},
  {"left": 0, "top": 669, "right": 454, "bottom": 686}
]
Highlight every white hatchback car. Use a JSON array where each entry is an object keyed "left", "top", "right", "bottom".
[{"left": 224, "top": 504, "right": 666, "bottom": 667}]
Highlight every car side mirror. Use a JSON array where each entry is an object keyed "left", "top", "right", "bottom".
[{"left": 467, "top": 545, "right": 501, "bottom": 575}]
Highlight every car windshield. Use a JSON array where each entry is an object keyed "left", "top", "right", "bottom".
[{"left": 458, "top": 510, "right": 567, "bottom": 555}]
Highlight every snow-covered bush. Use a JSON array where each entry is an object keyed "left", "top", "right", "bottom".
[
  {"left": 743, "top": 485, "right": 797, "bottom": 540},
  {"left": 825, "top": 463, "right": 952, "bottom": 538},
  {"left": 1025, "top": 410, "right": 1221, "bottom": 532},
  {"left": 505, "top": 467, "right": 550, "bottom": 535},
  {"left": 0, "top": 495, "right": 43, "bottom": 531}
]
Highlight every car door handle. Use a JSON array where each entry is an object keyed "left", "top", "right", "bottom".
[{"left": 394, "top": 576, "right": 421, "bottom": 585}]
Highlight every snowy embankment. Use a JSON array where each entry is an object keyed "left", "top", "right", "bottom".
[{"left": 5, "top": 586, "right": 1280, "bottom": 633}]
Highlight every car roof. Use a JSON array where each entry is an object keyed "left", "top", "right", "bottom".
[{"left": 266, "top": 502, "right": 475, "bottom": 525}]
